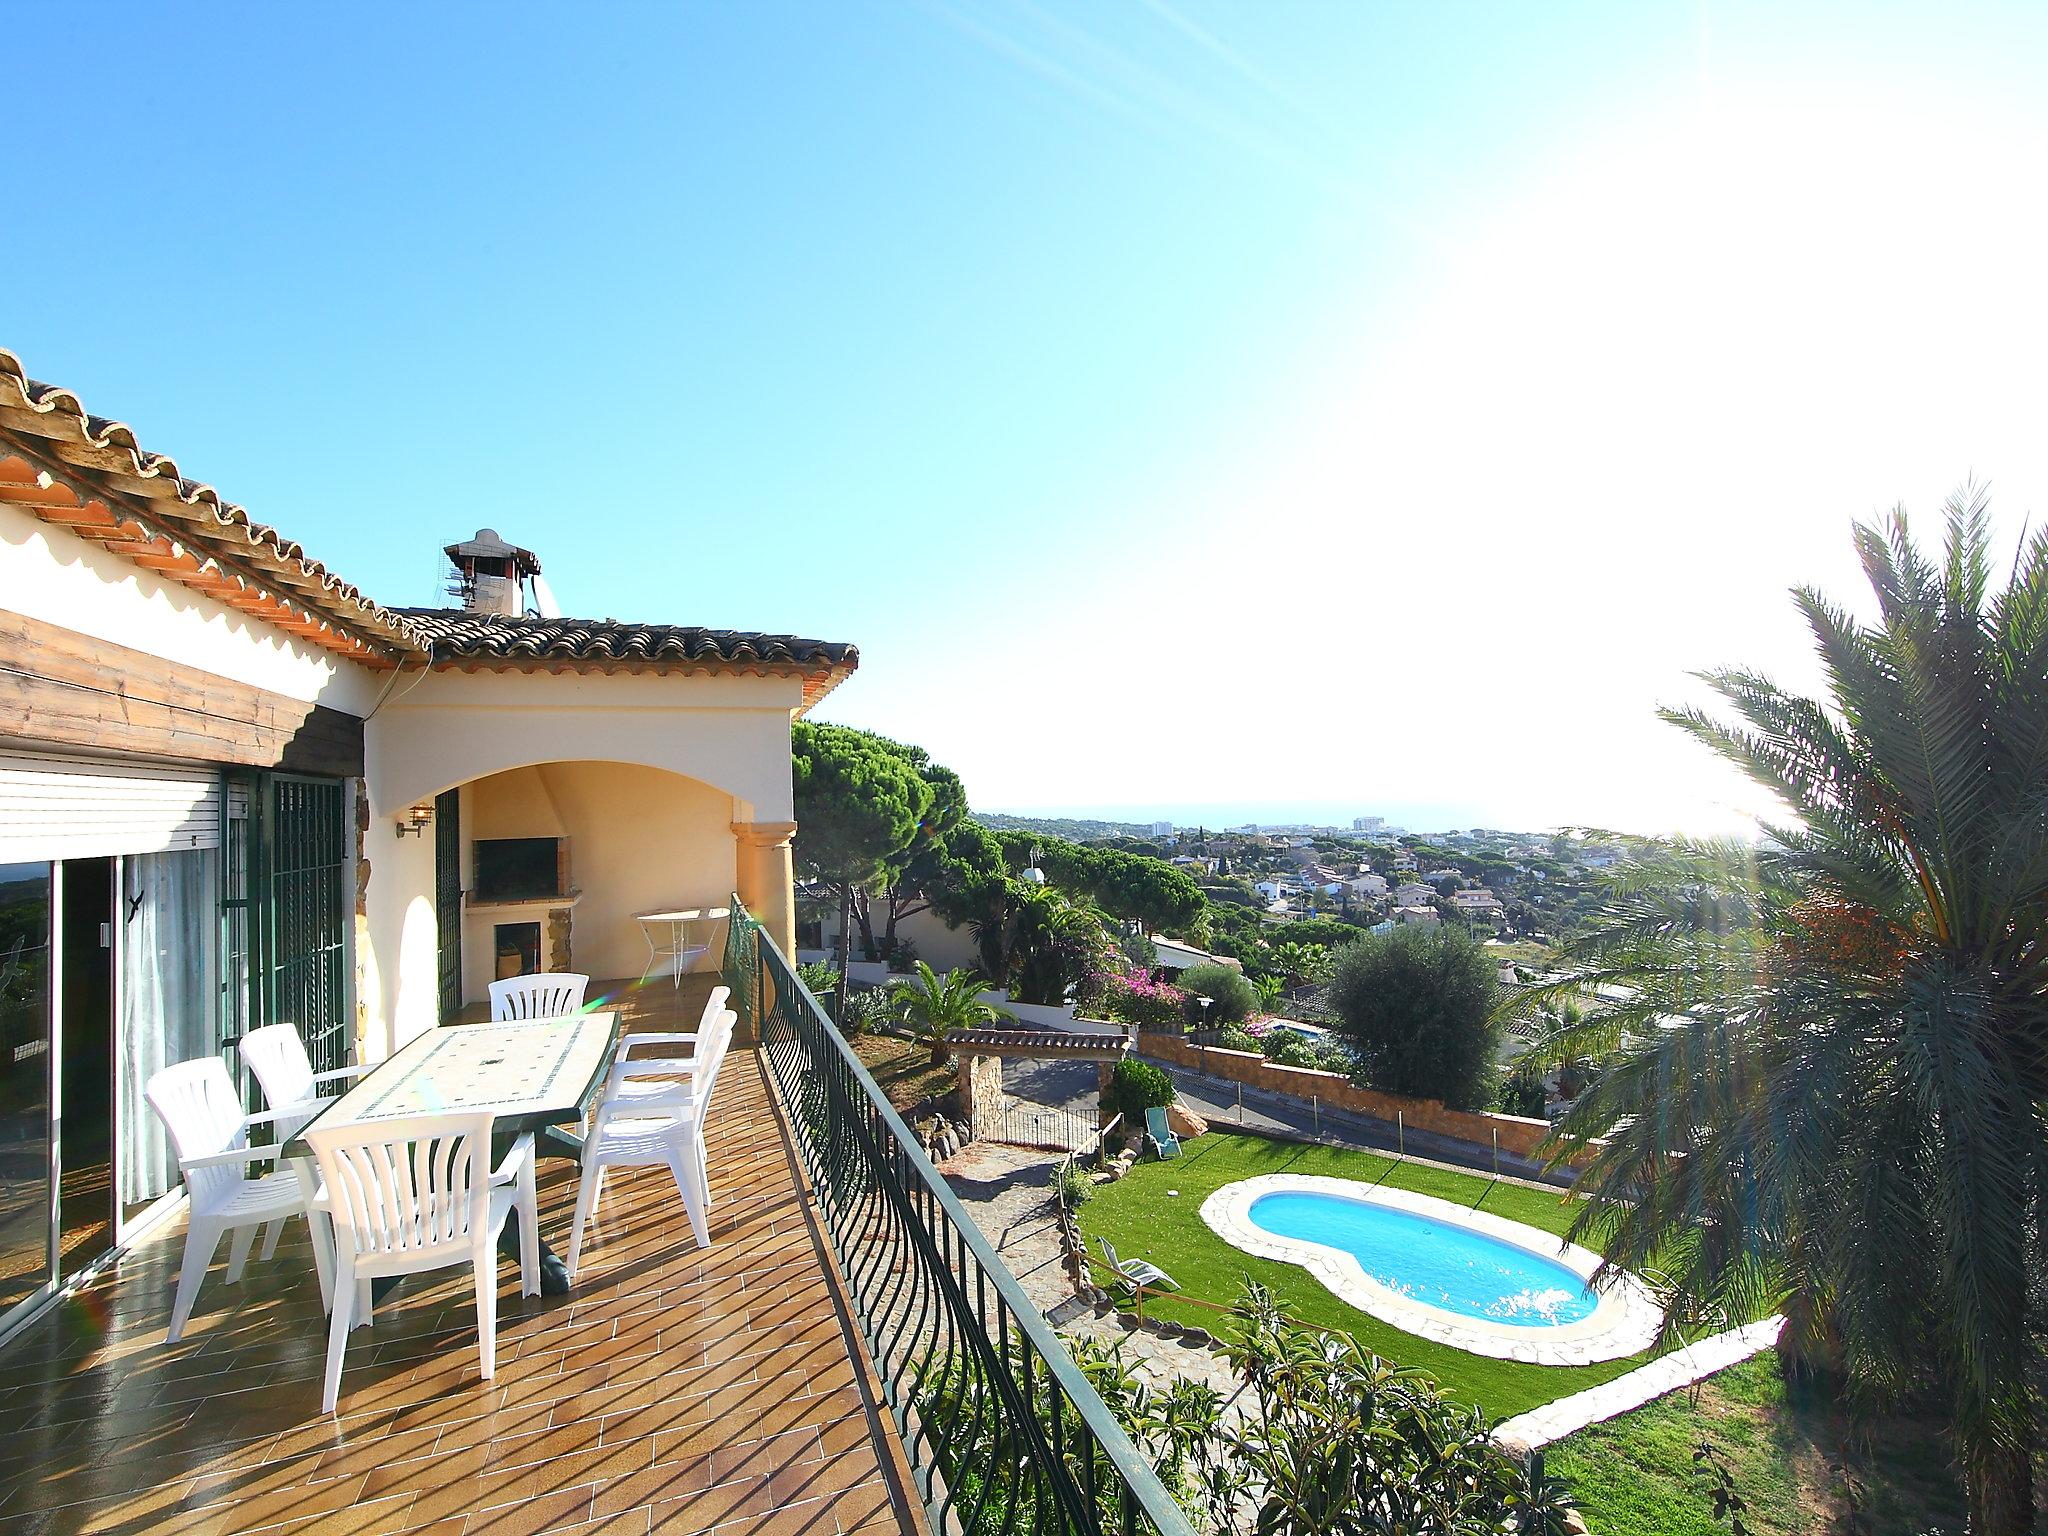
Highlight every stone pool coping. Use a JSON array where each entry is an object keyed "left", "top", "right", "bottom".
[{"left": 1198, "top": 1173, "right": 1665, "bottom": 1365}]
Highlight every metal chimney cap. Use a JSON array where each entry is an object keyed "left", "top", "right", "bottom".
[{"left": 444, "top": 527, "right": 541, "bottom": 574}]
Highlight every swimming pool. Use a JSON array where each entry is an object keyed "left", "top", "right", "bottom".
[
  {"left": 1247, "top": 1190, "right": 1599, "bottom": 1327},
  {"left": 1200, "top": 1174, "right": 1664, "bottom": 1364}
]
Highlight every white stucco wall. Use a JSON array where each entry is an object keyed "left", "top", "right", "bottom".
[
  {"left": 815, "top": 902, "right": 983, "bottom": 974},
  {"left": 360, "top": 817, "right": 439, "bottom": 1058},
  {"left": 358, "top": 672, "right": 804, "bottom": 1051},
  {"left": 365, "top": 669, "right": 803, "bottom": 821},
  {"left": 0, "top": 502, "right": 383, "bottom": 714}
]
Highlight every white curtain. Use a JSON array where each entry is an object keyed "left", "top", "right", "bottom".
[{"left": 118, "top": 849, "right": 219, "bottom": 1208}]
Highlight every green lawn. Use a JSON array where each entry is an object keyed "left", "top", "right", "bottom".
[
  {"left": 1076, "top": 1129, "right": 1654, "bottom": 1419},
  {"left": 1546, "top": 1352, "right": 1966, "bottom": 1535}
]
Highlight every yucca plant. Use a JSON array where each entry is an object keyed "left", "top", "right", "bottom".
[
  {"left": 885, "top": 960, "right": 1003, "bottom": 1065},
  {"left": 1512, "top": 490, "right": 2048, "bottom": 1533}
]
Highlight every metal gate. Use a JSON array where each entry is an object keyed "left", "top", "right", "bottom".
[{"left": 970, "top": 1095, "right": 1099, "bottom": 1151}]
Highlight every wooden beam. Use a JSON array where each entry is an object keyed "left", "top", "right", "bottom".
[{"left": 0, "top": 609, "right": 365, "bottom": 777}]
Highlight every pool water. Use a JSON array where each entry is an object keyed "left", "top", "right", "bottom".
[{"left": 1246, "top": 1190, "right": 1599, "bottom": 1327}]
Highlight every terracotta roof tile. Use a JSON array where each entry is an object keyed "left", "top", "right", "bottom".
[
  {"left": 393, "top": 609, "right": 857, "bottom": 670},
  {"left": 0, "top": 349, "right": 419, "bottom": 661}
]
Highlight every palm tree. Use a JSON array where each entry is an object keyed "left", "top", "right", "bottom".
[
  {"left": 969, "top": 884, "right": 1113, "bottom": 1006},
  {"left": 886, "top": 961, "right": 1003, "bottom": 1065},
  {"left": 1512, "top": 492, "right": 2048, "bottom": 1534},
  {"left": 1270, "top": 941, "right": 1331, "bottom": 990}
]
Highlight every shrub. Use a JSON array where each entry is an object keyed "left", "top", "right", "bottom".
[
  {"left": 1212, "top": 1024, "right": 1261, "bottom": 1053},
  {"left": 1497, "top": 1067, "right": 1545, "bottom": 1118},
  {"left": 1177, "top": 962, "right": 1258, "bottom": 1025},
  {"left": 1326, "top": 923, "right": 1501, "bottom": 1109},
  {"left": 1258, "top": 1026, "right": 1307, "bottom": 1059},
  {"left": 839, "top": 987, "right": 895, "bottom": 1038},
  {"left": 1098, "top": 971, "right": 1189, "bottom": 1033},
  {"left": 1054, "top": 1159, "right": 1093, "bottom": 1208},
  {"left": 798, "top": 959, "right": 841, "bottom": 1009},
  {"left": 1059, "top": 1283, "right": 1581, "bottom": 1533},
  {"left": 1103, "top": 1058, "right": 1175, "bottom": 1123},
  {"left": 1264, "top": 1031, "right": 1322, "bottom": 1070}
]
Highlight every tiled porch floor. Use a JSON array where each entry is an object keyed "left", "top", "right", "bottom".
[{"left": 0, "top": 981, "right": 922, "bottom": 1536}]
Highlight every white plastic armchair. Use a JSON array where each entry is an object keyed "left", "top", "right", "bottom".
[
  {"left": 599, "top": 985, "right": 731, "bottom": 1119},
  {"left": 144, "top": 1057, "right": 319, "bottom": 1342},
  {"left": 307, "top": 1110, "right": 539, "bottom": 1413},
  {"left": 488, "top": 972, "right": 590, "bottom": 1020},
  {"left": 612, "top": 985, "right": 730, "bottom": 1068},
  {"left": 239, "top": 1024, "right": 368, "bottom": 1144},
  {"left": 565, "top": 1007, "right": 736, "bottom": 1278}
]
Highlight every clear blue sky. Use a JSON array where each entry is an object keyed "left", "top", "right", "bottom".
[{"left": 10, "top": 3, "right": 2048, "bottom": 833}]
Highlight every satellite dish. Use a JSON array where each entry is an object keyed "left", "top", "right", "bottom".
[{"left": 530, "top": 573, "right": 563, "bottom": 619}]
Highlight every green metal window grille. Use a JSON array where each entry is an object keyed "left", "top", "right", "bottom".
[{"left": 257, "top": 775, "right": 350, "bottom": 1075}]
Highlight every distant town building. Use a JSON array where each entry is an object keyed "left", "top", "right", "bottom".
[
  {"left": 1352, "top": 815, "right": 1384, "bottom": 832},
  {"left": 1394, "top": 905, "right": 1440, "bottom": 926},
  {"left": 1150, "top": 820, "right": 1173, "bottom": 836}
]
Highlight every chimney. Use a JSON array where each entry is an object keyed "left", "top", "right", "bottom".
[{"left": 444, "top": 528, "right": 542, "bottom": 617}]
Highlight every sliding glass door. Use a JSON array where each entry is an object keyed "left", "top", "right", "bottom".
[
  {"left": 116, "top": 850, "right": 219, "bottom": 1235},
  {"left": 0, "top": 863, "right": 52, "bottom": 1323}
]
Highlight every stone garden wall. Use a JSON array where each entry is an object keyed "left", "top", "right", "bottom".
[{"left": 1136, "top": 1033, "right": 1578, "bottom": 1163}]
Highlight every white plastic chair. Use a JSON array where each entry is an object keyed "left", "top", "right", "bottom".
[
  {"left": 565, "top": 1007, "right": 735, "bottom": 1278},
  {"left": 239, "top": 1024, "right": 368, "bottom": 1144},
  {"left": 307, "top": 1111, "right": 539, "bottom": 1414},
  {"left": 488, "top": 972, "right": 590, "bottom": 1020},
  {"left": 605, "top": 985, "right": 730, "bottom": 1106},
  {"left": 145, "top": 1058, "right": 319, "bottom": 1342}
]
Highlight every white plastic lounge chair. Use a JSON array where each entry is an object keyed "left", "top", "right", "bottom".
[
  {"left": 145, "top": 1058, "right": 320, "bottom": 1342},
  {"left": 307, "top": 1111, "right": 538, "bottom": 1413},
  {"left": 239, "top": 1023, "right": 369, "bottom": 1145},
  {"left": 1097, "top": 1235, "right": 1178, "bottom": 1292},
  {"left": 488, "top": 972, "right": 590, "bottom": 1021},
  {"left": 565, "top": 1007, "right": 736, "bottom": 1277}
]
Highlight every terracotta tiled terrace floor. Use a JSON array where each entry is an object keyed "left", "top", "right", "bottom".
[{"left": 0, "top": 981, "right": 924, "bottom": 1536}]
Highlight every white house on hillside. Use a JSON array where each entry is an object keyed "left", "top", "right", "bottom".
[{"left": 0, "top": 349, "right": 856, "bottom": 1335}]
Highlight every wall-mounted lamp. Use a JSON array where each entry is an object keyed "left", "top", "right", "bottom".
[{"left": 395, "top": 802, "right": 435, "bottom": 838}]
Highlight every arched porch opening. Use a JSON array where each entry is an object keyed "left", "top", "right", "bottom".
[{"left": 360, "top": 757, "right": 795, "bottom": 1056}]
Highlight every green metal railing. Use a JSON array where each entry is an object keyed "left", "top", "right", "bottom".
[{"left": 724, "top": 902, "right": 1197, "bottom": 1536}]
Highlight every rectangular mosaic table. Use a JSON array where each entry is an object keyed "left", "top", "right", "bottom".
[{"left": 285, "top": 1012, "right": 622, "bottom": 1154}]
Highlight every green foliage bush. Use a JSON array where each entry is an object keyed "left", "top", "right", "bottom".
[
  {"left": 1326, "top": 923, "right": 1501, "bottom": 1109},
  {"left": 1054, "top": 1159, "right": 1093, "bottom": 1208},
  {"left": 1212, "top": 1024, "right": 1261, "bottom": 1052},
  {"left": 1177, "top": 962, "right": 1258, "bottom": 1025},
  {"left": 1051, "top": 1284, "right": 1580, "bottom": 1535},
  {"left": 1264, "top": 1032, "right": 1322, "bottom": 1069},
  {"left": 839, "top": 987, "right": 895, "bottom": 1038},
  {"left": 1498, "top": 1062, "right": 1546, "bottom": 1118},
  {"left": 1103, "top": 1058, "right": 1175, "bottom": 1123},
  {"left": 797, "top": 959, "right": 841, "bottom": 1005}
]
